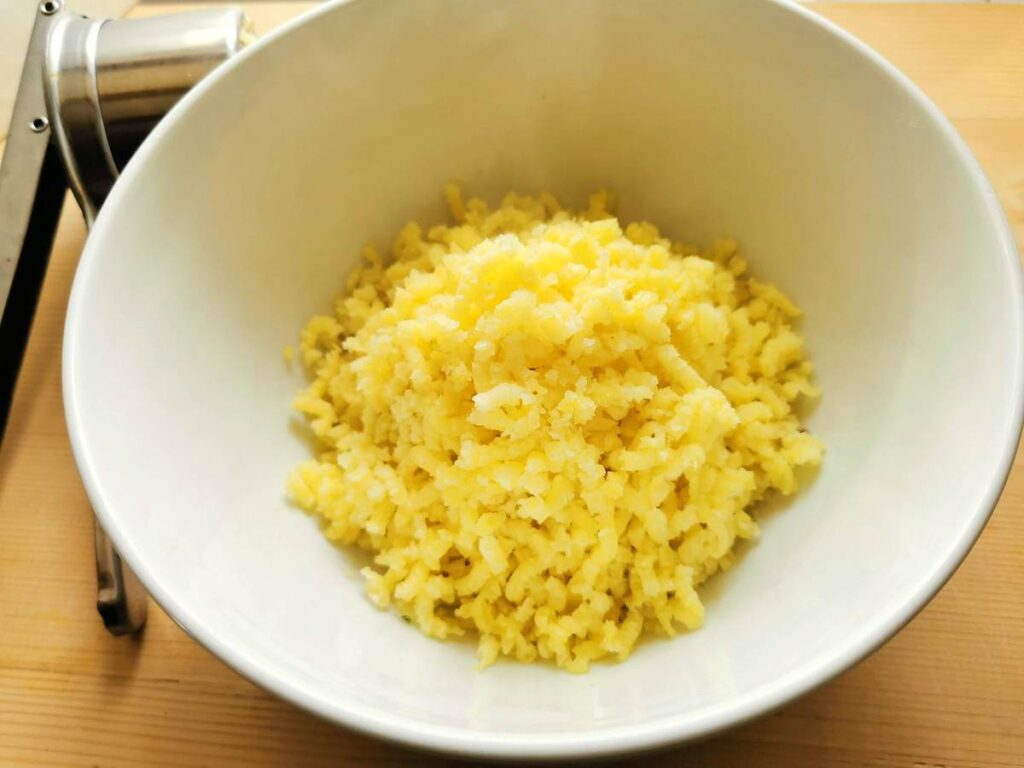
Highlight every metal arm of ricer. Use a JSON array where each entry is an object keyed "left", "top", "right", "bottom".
[{"left": 0, "top": 0, "right": 249, "bottom": 634}]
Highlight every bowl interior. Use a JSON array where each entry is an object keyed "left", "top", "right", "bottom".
[{"left": 65, "top": 0, "right": 1022, "bottom": 757}]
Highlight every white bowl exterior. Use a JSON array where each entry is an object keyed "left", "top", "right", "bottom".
[{"left": 64, "top": 0, "right": 1024, "bottom": 758}]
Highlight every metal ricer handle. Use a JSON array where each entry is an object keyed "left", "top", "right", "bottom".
[{"left": 0, "top": 1, "right": 249, "bottom": 635}]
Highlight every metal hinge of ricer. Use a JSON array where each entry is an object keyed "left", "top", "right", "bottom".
[{"left": 0, "top": 0, "right": 251, "bottom": 635}]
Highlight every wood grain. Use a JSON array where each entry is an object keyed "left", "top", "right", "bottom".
[{"left": 1, "top": 4, "right": 1022, "bottom": 766}]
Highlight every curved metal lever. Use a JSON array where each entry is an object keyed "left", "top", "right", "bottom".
[{"left": 94, "top": 522, "right": 148, "bottom": 634}]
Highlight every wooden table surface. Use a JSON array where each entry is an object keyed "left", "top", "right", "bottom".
[{"left": 2, "top": 3, "right": 1023, "bottom": 766}]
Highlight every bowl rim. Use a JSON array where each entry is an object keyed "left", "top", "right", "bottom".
[{"left": 63, "top": 0, "right": 1024, "bottom": 759}]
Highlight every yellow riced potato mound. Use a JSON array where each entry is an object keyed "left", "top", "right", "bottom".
[{"left": 287, "top": 186, "right": 823, "bottom": 672}]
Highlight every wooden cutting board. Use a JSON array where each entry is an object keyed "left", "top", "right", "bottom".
[{"left": 1, "top": 4, "right": 1021, "bottom": 766}]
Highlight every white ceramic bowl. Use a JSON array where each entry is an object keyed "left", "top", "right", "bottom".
[{"left": 64, "top": 0, "right": 1024, "bottom": 759}]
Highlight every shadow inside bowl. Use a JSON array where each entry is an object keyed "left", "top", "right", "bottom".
[{"left": 698, "top": 460, "right": 824, "bottom": 609}]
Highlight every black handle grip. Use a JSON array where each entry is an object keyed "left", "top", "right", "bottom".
[{"left": 0, "top": 145, "right": 66, "bottom": 445}]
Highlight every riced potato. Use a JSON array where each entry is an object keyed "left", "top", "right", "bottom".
[{"left": 287, "top": 187, "right": 823, "bottom": 672}]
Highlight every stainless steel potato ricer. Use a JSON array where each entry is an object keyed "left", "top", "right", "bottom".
[{"left": 0, "top": 1, "right": 250, "bottom": 635}]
